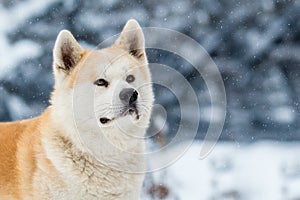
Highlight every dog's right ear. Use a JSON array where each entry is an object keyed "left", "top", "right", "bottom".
[{"left": 53, "top": 30, "right": 84, "bottom": 74}]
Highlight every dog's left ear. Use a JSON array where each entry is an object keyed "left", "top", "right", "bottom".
[
  {"left": 53, "top": 30, "right": 84, "bottom": 73},
  {"left": 115, "top": 19, "right": 147, "bottom": 64}
]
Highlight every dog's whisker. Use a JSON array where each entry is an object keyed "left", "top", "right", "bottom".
[
  {"left": 139, "top": 104, "right": 151, "bottom": 109},
  {"left": 138, "top": 99, "right": 153, "bottom": 103}
]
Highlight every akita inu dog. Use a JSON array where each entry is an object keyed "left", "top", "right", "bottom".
[{"left": 0, "top": 19, "right": 153, "bottom": 199}]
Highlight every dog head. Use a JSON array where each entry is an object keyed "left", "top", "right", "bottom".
[{"left": 51, "top": 20, "right": 153, "bottom": 138}]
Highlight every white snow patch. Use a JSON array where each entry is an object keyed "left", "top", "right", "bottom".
[{"left": 145, "top": 141, "right": 300, "bottom": 199}]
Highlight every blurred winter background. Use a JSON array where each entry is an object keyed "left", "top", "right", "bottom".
[{"left": 0, "top": 0, "right": 300, "bottom": 199}]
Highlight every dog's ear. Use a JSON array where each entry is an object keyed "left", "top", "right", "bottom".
[
  {"left": 53, "top": 30, "right": 84, "bottom": 73},
  {"left": 115, "top": 19, "right": 147, "bottom": 63}
]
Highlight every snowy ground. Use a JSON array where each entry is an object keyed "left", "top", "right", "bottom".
[{"left": 144, "top": 141, "right": 300, "bottom": 200}]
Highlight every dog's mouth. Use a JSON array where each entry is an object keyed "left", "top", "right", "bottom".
[
  {"left": 122, "top": 105, "right": 139, "bottom": 119},
  {"left": 99, "top": 105, "right": 140, "bottom": 125}
]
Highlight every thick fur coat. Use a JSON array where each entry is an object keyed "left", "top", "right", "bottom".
[{"left": 0, "top": 19, "right": 153, "bottom": 200}]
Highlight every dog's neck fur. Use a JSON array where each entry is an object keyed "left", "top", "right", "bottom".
[{"left": 36, "top": 107, "right": 145, "bottom": 199}]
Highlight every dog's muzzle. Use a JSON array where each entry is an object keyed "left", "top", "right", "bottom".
[
  {"left": 119, "top": 88, "right": 139, "bottom": 118},
  {"left": 99, "top": 88, "right": 140, "bottom": 124}
]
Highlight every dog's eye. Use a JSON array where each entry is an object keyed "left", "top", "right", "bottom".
[
  {"left": 94, "top": 79, "right": 109, "bottom": 87},
  {"left": 126, "top": 75, "right": 135, "bottom": 83}
]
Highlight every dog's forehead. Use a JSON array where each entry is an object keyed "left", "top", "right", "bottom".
[{"left": 85, "top": 48, "right": 139, "bottom": 77}]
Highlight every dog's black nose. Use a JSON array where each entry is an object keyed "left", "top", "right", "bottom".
[{"left": 119, "top": 88, "right": 138, "bottom": 105}]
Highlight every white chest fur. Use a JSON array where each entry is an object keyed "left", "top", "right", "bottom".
[{"left": 38, "top": 135, "right": 145, "bottom": 200}]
